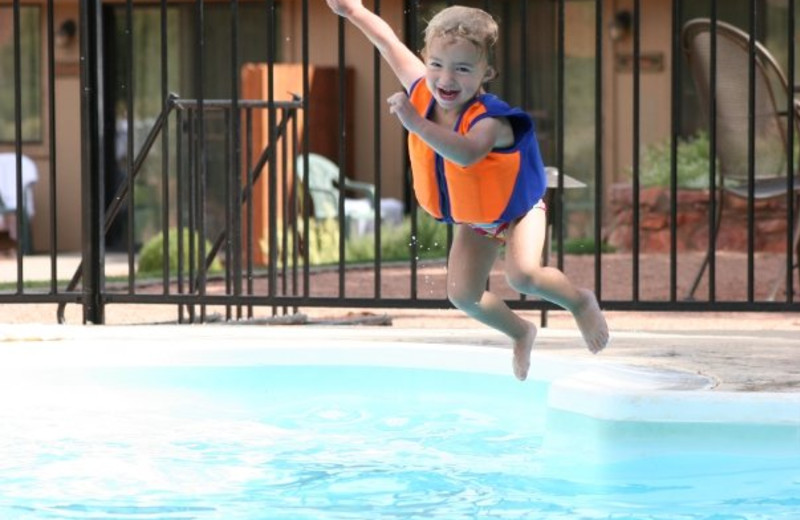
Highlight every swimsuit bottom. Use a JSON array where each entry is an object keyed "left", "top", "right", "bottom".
[{"left": 468, "top": 199, "right": 546, "bottom": 243}]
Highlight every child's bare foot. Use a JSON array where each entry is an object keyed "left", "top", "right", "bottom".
[
  {"left": 512, "top": 323, "right": 537, "bottom": 381},
  {"left": 574, "top": 289, "right": 609, "bottom": 353}
]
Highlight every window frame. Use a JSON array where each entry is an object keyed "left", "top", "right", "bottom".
[{"left": 0, "top": 4, "right": 44, "bottom": 145}]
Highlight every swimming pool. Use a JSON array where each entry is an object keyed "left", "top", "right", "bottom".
[{"left": 0, "top": 326, "right": 798, "bottom": 519}]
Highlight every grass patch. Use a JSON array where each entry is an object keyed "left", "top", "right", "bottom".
[{"left": 560, "top": 237, "right": 616, "bottom": 255}]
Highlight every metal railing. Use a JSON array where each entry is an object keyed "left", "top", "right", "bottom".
[{"left": 0, "top": 0, "right": 797, "bottom": 324}]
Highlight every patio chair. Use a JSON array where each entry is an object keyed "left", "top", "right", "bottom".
[
  {"left": 295, "top": 153, "right": 402, "bottom": 237},
  {"left": 0, "top": 153, "right": 38, "bottom": 255},
  {"left": 682, "top": 18, "right": 800, "bottom": 300}
]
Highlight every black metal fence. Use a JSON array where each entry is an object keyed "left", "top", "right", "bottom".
[{"left": 0, "top": 0, "right": 798, "bottom": 324}]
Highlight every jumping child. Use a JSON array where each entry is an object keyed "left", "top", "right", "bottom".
[{"left": 325, "top": 1, "right": 609, "bottom": 380}]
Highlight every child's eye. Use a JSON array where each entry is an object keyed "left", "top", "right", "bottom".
[
  {"left": 428, "top": 62, "right": 442, "bottom": 69},
  {"left": 456, "top": 66, "right": 472, "bottom": 73}
]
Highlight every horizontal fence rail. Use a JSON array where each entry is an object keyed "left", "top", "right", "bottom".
[{"left": 0, "top": 0, "right": 798, "bottom": 323}]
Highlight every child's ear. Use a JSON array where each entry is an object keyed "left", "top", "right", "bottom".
[{"left": 483, "top": 66, "right": 497, "bottom": 82}]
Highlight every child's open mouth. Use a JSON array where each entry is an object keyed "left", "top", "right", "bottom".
[{"left": 438, "top": 88, "right": 459, "bottom": 101}]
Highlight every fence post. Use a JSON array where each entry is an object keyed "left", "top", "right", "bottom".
[{"left": 79, "top": 0, "right": 105, "bottom": 324}]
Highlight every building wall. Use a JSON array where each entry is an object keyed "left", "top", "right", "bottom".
[
  {"left": 2, "top": 0, "right": 682, "bottom": 253},
  {"left": 606, "top": 0, "right": 673, "bottom": 185},
  {"left": 0, "top": 1, "right": 83, "bottom": 252},
  {"left": 282, "top": 0, "right": 408, "bottom": 205}
]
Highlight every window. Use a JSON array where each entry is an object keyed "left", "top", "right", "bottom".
[{"left": 0, "top": 6, "right": 42, "bottom": 143}]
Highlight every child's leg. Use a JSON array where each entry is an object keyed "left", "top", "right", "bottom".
[
  {"left": 504, "top": 207, "right": 609, "bottom": 353},
  {"left": 447, "top": 225, "right": 537, "bottom": 380}
]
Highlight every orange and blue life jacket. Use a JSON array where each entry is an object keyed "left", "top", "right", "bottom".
[{"left": 407, "top": 78, "right": 547, "bottom": 225}]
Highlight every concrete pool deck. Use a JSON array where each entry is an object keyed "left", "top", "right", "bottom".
[
  {"left": 0, "top": 311, "right": 798, "bottom": 394},
  {"left": 0, "top": 253, "right": 799, "bottom": 393},
  {"left": 374, "top": 309, "right": 800, "bottom": 393}
]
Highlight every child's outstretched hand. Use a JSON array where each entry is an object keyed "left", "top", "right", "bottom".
[
  {"left": 387, "top": 91, "right": 423, "bottom": 133},
  {"left": 326, "top": 0, "right": 361, "bottom": 17}
]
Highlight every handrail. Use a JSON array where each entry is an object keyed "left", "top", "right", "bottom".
[{"left": 57, "top": 93, "right": 303, "bottom": 323}]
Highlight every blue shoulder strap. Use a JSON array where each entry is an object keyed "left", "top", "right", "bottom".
[{"left": 469, "top": 94, "right": 535, "bottom": 149}]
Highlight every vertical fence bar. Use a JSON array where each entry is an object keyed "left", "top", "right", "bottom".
[
  {"left": 669, "top": 0, "right": 681, "bottom": 302},
  {"left": 373, "top": 0, "right": 382, "bottom": 300},
  {"left": 519, "top": 0, "right": 528, "bottom": 109},
  {"left": 187, "top": 109, "right": 197, "bottom": 322},
  {"left": 515, "top": 0, "right": 528, "bottom": 303},
  {"left": 176, "top": 107, "right": 186, "bottom": 322},
  {"left": 708, "top": 0, "right": 718, "bottom": 301},
  {"left": 337, "top": 17, "right": 347, "bottom": 298},
  {"left": 230, "top": 0, "right": 243, "bottom": 319},
  {"left": 125, "top": 0, "right": 135, "bottom": 292},
  {"left": 541, "top": 0, "right": 565, "bottom": 327},
  {"left": 280, "top": 107, "right": 289, "bottom": 313},
  {"left": 224, "top": 109, "right": 233, "bottom": 320},
  {"left": 448, "top": 0, "right": 457, "bottom": 269},
  {"left": 266, "top": 0, "right": 277, "bottom": 312},
  {"left": 301, "top": 0, "right": 311, "bottom": 299},
  {"left": 631, "top": 0, "right": 641, "bottom": 302},
  {"left": 12, "top": 0, "right": 23, "bottom": 289},
  {"left": 160, "top": 0, "right": 170, "bottom": 296},
  {"left": 500, "top": 1, "right": 511, "bottom": 102},
  {"left": 593, "top": 0, "right": 603, "bottom": 300},
  {"left": 196, "top": 0, "right": 208, "bottom": 321},
  {"left": 747, "top": 0, "right": 756, "bottom": 302},
  {"left": 556, "top": 0, "right": 565, "bottom": 272},
  {"left": 245, "top": 107, "right": 255, "bottom": 317},
  {"left": 787, "top": 0, "right": 796, "bottom": 303},
  {"left": 47, "top": 0, "right": 59, "bottom": 291},
  {"left": 79, "top": 0, "right": 105, "bottom": 323},
  {"left": 478, "top": 0, "right": 490, "bottom": 300},
  {"left": 289, "top": 109, "right": 299, "bottom": 313},
  {"left": 408, "top": 0, "right": 419, "bottom": 301}
]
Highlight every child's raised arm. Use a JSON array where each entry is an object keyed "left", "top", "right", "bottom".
[{"left": 326, "top": 0, "right": 425, "bottom": 90}]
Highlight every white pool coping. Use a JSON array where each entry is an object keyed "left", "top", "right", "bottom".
[{"left": 1, "top": 324, "right": 798, "bottom": 426}]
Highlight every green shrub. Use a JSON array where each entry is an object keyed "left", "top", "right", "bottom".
[
  {"left": 299, "top": 218, "right": 342, "bottom": 265},
  {"left": 633, "top": 131, "right": 715, "bottom": 189},
  {"left": 346, "top": 212, "right": 449, "bottom": 263},
  {"left": 264, "top": 218, "right": 341, "bottom": 266},
  {"left": 137, "top": 228, "right": 223, "bottom": 274},
  {"left": 264, "top": 213, "right": 450, "bottom": 267}
]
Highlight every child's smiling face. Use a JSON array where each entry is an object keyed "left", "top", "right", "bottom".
[{"left": 424, "top": 35, "right": 494, "bottom": 113}]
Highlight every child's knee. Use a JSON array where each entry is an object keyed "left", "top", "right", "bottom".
[
  {"left": 506, "top": 267, "right": 542, "bottom": 294},
  {"left": 447, "top": 283, "right": 482, "bottom": 311}
]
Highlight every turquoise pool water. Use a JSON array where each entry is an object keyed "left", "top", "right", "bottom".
[{"left": 0, "top": 336, "right": 798, "bottom": 519}]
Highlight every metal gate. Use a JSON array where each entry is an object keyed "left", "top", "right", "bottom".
[{"left": 0, "top": 0, "right": 797, "bottom": 324}]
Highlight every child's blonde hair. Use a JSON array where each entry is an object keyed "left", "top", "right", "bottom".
[{"left": 423, "top": 6, "right": 498, "bottom": 65}]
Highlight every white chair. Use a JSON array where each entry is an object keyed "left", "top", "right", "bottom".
[
  {"left": 295, "top": 153, "right": 402, "bottom": 237},
  {"left": 0, "top": 153, "right": 38, "bottom": 254}
]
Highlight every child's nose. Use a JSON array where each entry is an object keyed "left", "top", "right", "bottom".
[{"left": 439, "top": 69, "right": 455, "bottom": 84}]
